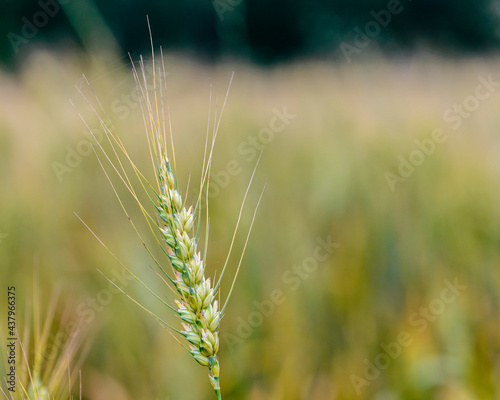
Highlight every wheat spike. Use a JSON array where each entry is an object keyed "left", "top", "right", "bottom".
[{"left": 156, "top": 156, "right": 222, "bottom": 396}]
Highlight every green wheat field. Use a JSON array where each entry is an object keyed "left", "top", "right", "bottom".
[{"left": 1, "top": 51, "right": 500, "bottom": 399}]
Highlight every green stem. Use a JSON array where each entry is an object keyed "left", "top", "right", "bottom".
[
  {"left": 209, "top": 357, "right": 221, "bottom": 399},
  {"left": 211, "top": 374, "right": 221, "bottom": 400}
]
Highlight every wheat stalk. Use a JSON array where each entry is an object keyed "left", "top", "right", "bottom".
[
  {"left": 0, "top": 281, "right": 88, "bottom": 400},
  {"left": 72, "top": 22, "right": 264, "bottom": 399}
]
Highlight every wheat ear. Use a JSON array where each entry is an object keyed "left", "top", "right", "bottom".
[
  {"left": 156, "top": 156, "right": 222, "bottom": 397},
  {"left": 72, "top": 22, "right": 265, "bottom": 397}
]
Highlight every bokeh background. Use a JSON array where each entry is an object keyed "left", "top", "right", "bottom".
[{"left": 1, "top": 1, "right": 500, "bottom": 399}]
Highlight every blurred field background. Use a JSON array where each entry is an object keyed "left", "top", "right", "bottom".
[{"left": 1, "top": 2, "right": 500, "bottom": 400}]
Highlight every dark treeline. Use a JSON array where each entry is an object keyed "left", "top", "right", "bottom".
[{"left": 2, "top": 0, "right": 500, "bottom": 64}]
